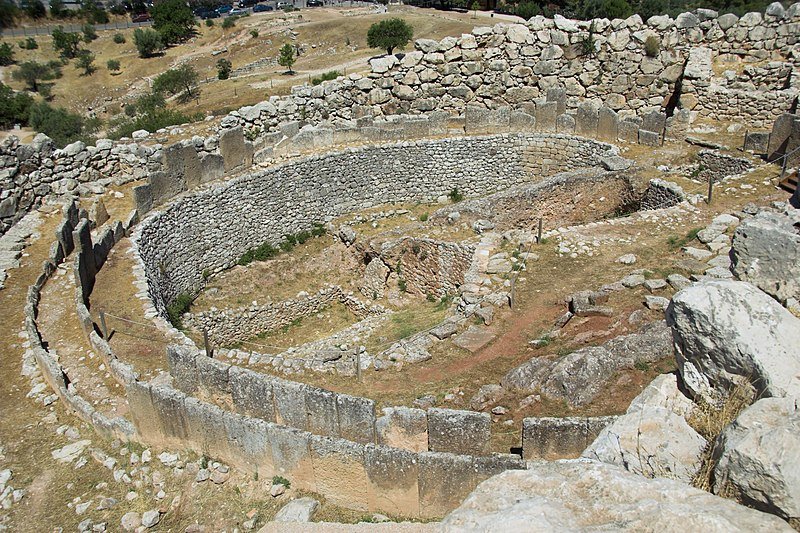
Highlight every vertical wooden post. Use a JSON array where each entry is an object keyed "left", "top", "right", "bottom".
[
  {"left": 203, "top": 329, "right": 213, "bottom": 358},
  {"left": 356, "top": 349, "right": 362, "bottom": 382},
  {"left": 99, "top": 310, "right": 108, "bottom": 339},
  {"left": 707, "top": 177, "right": 714, "bottom": 205},
  {"left": 537, "top": 217, "right": 543, "bottom": 244}
]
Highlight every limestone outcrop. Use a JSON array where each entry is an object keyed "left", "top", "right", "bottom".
[
  {"left": 441, "top": 460, "right": 792, "bottom": 532},
  {"left": 667, "top": 280, "right": 800, "bottom": 403}
]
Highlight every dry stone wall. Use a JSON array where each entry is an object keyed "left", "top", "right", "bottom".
[{"left": 223, "top": 5, "right": 800, "bottom": 136}]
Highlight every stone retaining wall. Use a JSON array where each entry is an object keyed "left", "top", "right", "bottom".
[
  {"left": 131, "top": 133, "right": 617, "bottom": 319},
  {"left": 522, "top": 415, "right": 619, "bottom": 460},
  {"left": 183, "top": 285, "right": 385, "bottom": 347}
]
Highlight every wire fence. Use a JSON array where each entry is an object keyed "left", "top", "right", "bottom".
[{"left": 0, "top": 20, "right": 152, "bottom": 37}]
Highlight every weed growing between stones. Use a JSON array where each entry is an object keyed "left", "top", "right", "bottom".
[
  {"left": 448, "top": 188, "right": 464, "bottom": 203},
  {"left": 667, "top": 227, "right": 702, "bottom": 250},
  {"left": 689, "top": 381, "right": 756, "bottom": 493},
  {"left": 167, "top": 292, "right": 193, "bottom": 328},
  {"left": 237, "top": 224, "right": 326, "bottom": 266}
]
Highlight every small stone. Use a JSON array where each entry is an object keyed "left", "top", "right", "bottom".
[
  {"left": 158, "top": 452, "right": 178, "bottom": 466},
  {"left": 644, "top": 279, "right": 667, "bottom": 292},
  {"left": 121, "top": 512, "right": 141, "bottom": 531},
  {"left": 491, "top": 406, "right": 508, "bottom": 415},
  {"left": 621, "top": 274, "right": 646, "bottom": 288},
  {"left": 195, "top": 469, "right": 210, "bottom": 483},
  {"left": 141, "top": 510, "right": 160, "bottom": 528},
  {"left": 75, "top": 501, "right": 91, "bottom": 514},
  {"left": 644, "top": 295, "right": 670, "bottom": 311},
  {"left": 210, "top": 470, "right": 229, "bottom": 484},
  {"left": 270, "top": 483, "right": 286, "bottom": 497},
  {"left": 617, "top": 254, "right": 636, "bottom": 265}
]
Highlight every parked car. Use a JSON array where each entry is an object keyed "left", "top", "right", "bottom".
[
  {"left": 131, "top": 12, "right": 151, "bottom": 22},
  {"left": 276, "top": 1, "right": 292, "bottom": 8},
  {"left": 306, "top": 0, "right": 322, "bottom": 6},
  {"left": 252, "top": 3, "right": 273, "bottom": 11},
  {"left": 238, "top": 0, "right": 258, "bottom": 7},
  {"left": 229, "top": 7, "right": 247, "bottom": 14},
  {"left": 216, "top": 4, "right": 233, "bottom": 15}
]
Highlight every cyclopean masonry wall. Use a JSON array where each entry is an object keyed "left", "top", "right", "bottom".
[
  {"left": 130, "top": 133, "right": 618, "bottom": 319},
  {"left": 222, "top": 5, "right": 800, "bottom": 138}
]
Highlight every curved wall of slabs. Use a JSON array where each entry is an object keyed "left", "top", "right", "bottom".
[{"left": 131, "top": 133, "right": 618, "bottom": 317}]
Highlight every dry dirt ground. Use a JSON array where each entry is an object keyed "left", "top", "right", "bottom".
[{"left": 0, "top": 98, "right": 791, "bottom": 531}]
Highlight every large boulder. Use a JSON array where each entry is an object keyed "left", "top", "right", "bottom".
[
  {"left": 583, "top": 374, "right": 706, "bottom": 483},
  {"left": 441, "top": 460, "right": 791, "bottom": 532},
  {"left": 667, "top": 280, "right": 800, "bottom": 403},
  {"left": 731, "top": 210, "right": 800, "bottom": 305},
  {"left": 714, "top": 397, "right": 800, "bottom": 521}
]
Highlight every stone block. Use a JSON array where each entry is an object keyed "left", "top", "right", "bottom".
[
  {"left": 126, "top": 381, "right": 162, "bottom": 442},
  {"left": 55, "top": 219, "right": 74, "bottom": 257},
  {"left": 200, "top": 154, "right": 225, "bottom": 184},
  {"left": 166, "top": 345, "right": 199, "bottom": 394},
  {"left": 638, "top": 129, "right": 662, "bottom": 146},
  {"left": 534, "top": 101, "right": 557, "bottom": 132},
  {"left": 376, "top": 407, "right": 428, "bottom": 452},
  {"left": 195, "top": 354, "right": 231, "bottom": 396},
  {"left": 427, "top": 408, "right": 491, "bottom": 455},
  {"left": 364, "top": 444, "right": 420, "bottom": 517},
  {"left": 336, "top": 393, "right": 376, "bottom": 445},
  {"left": 310, "top": 435, "right": 369, "bottom": 511},
  {"left": 305, "top": 387, "right": 339, "bottom": 437},
  {"left": 92, "top": 226, "right": 115, "bottom": 270},
  {"left": 182, "top": 144, "right": 203, "bottom": 189},
  {"left": 148, "top": 171, "right": 183, "bottom": 207},
  {"left": 418, "top": 452, "right": 477, "bottom": 518},
  {"left": 229, "top": 367, "right": 275, "bottom": 422},
  {"left": 509, "top": 110, "right": 535, "bottom": 131},
  {"left": 597, "top": 107, "right": 619, "bottom": 142},
  {"left": 223, "top": 412, "right": 273, "bottom": 476},
  {"left": 402, "top": 118, "right": 431, "bottom": 138},
  {"left": 132, "top": 184, "right": 153, "bottom": 215},
  {"left": 743, "top": 132, "right": 770, "bottom": 154},
  {"left": 546, "top": 87, "right": 567, "bottom": 115},
  {"left": 267, "top": 424, "right": 315, "bottom": 492},
  {"left": 575, "top": 102, "right": 599, "bottom": 138},
  {"left": 149, "top": 384, "right": 189, "bottom": 445},
  {"left": 220, "top": 127, "right": 253, "bottom": 173},
  {"left": 556, "top": 113, "right": 576, "bottom": 134},
  {"left": 465, "top": 106, "right": 510, "bottom": 134},
  {"left": 72, "top": 220, "right": 95, "bottom": 300},
  {"left": 472, "top": 453, "right": 526, "bottom": 484},
  {"left": 641, "top": 111, "right": 667, "bottom": 135},
  {"left": 522, "top": 416, "right": 614, "bottom": 460},
  {"left": 618, "top": 118, "right": 642, "bottom": 143},
  {"left": 184, "top": 397, "right": 230, "bottom": 460},
  {"left": 272, "top": 378, "right": 308, "bottom": 430}
]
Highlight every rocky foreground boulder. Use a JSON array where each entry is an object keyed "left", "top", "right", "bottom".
[
  {"left": 731, "top": 209, "right": 800, "bottom": 305},
  {"left": 714, "top": 397, "right": 800, "bottom": 522},
  {"left": 583, "top": 374, "right": 706, "bottom": 483},
  {"left": 667, "top": 280, "right": 800, "bottom": 403},
  {"left": 441, "top": 460, "right": 792, "bottom": 532}
]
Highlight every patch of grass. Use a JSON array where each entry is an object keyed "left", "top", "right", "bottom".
[
  {"left": 167, "top": 292, "right": 193, "bottom": 328},
  {"left": 448, "top": 188, "right": 464, "bottom": 203},
  {"left": 311, "top": 70, "right": 341, "bottom": 85},
  {"left": 690, "top": 381, "right": 755, "bottom": 492},
  {"left": 419, "top": 212, "right": 428, "bottom": 222},
  {"left": 271, "top": 475, "right": 291, "bottom": 488},
  {"left": 667, "top": 227, "right": 702, "bottom": 250},
  {"left": 237, "top": 224, "right": 326, "bottom": 266}
]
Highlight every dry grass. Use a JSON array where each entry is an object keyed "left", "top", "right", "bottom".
[{"left": 689, "top": 381, "right": 755, "bottom": 492}]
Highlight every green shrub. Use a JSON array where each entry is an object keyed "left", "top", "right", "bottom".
[
  {"left": 19, "top": 37, "right": 37, "bottom": 50},
  {"left": 448, "top": 188, "right": 463, "bottom": 203},
  {"left": 515, "top": 1, "right": 539, "bottom": 19},
  {"left": 0, "top": 42, "right": 14, "bottom": 66},
  {"left": 28, "top": 101, "right": 86, "bottom": 147},
  {"left": 221, "top": 16, "right": 235, "bottom": 29},
  {"left": 112, "top": 32, "right": 126, "bottom": 44},
  {"left": 419, "top": 212, "right": 428, "bottom": 222},
  {"left": 166, "top": 292, "right": 193, "bottom": 328},
  {"left": 205, "top": 18, "right": 214, "bottom": 27},
  {"left": 272, "top": 475, "right": 291, "bottom": 488},
  {"left": 76, "top": 49, "right": 96, "bottom": 75},
  {"left": 644, "top": 35, "right": 660, "bottom": 58},
  {"left": 250, "top": 29, "right": 258, "bottom": 38},
  {"left": 311, "top": 223, "right": 326, "bottom": 237},
  {"left": 0, "top": 82, "right": 33, "bottom": 129},
  {"left": 133, "top": 27, "right": 164, "bottom": 58},
  {"left": 107, "top": 59, "right": 121, "bottom": 72},
  {"left": 216, "top": 57, "right": 232, "bottom": 80},
  {"left": 52, "top": 26, "right": 81, "bottom": 58},
  {"left": 82, "top": 23, "right": 98, "bottom": 43},
  {"left": 398, "top": 279, "right": 407, "bottom": 292},
  {"left": 311, "top": 70, "right": 340, "bottom": 85}
]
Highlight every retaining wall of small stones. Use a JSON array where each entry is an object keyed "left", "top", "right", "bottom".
[
  {"left": 130, "top": 133, "right": 618, "bottom": 321},
  {"left": 183, "top": 285, "right": 385, "bottom": 347}
]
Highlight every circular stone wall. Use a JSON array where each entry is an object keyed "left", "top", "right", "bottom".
[{"left": 133, "top": 133, "right": 618, "bottom": 317}]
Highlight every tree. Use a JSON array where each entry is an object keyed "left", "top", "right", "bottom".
[
  {"left": 52, "top": 26, "right": 82, "bottom": 59},
  {"left": 80, "top": 0, "right": 109, "bottom": 23},
  {"left": 76, "top": 49, "right": 95, "bottom": 75},
  {"left": 278, "top": 43, "right": 295, "bottom": 74},
  {"left": 0, "top": 82, "right": 33, "bottom": 128},
  {"left": 152, "top": 64, "right": 198, "bottom": 101},
  {"left": 471, "top": 0, "right": 479, "bottom": 17},
  {"left": 366, "top": 18, "right": 413, "bottom": 56},
  {"left": 582, "top": 0, "right": 632, "bottom": 19},
  {"left": 22, "top": 0, "right": 46, "bottom": 19},
  {"left": 82, "top": 23, "right": 98, "bottom": 42},
  {"left": 221, "top": 15, "right": 235, "bottom": 29},
  {"left": 49, "top": 0, "right": 67, "bottom": 18},
  {"left": 28, "top": 101, "right": 85, "bottom": 147},
  {"left": 133, "top": 28, "right": 164, "bottom": 58},
  {"left": 12, "top": 61, "right": 60, "bottom": 92},
  {"left": 107, "top": 58, "right": 121, "bottom": 73},
  {"left": 151, "top": 0, "right": 196, "bottom": 45},
  {"left": 515, "top": 1, "right": 540, "bottom": 18},
  {"left": 216, "top": 58, "right": 232, "bottom": 80},
  {"left": 0, "top": 0, "right": 18, "bottom": 28},
  {"left": 0, "top": 42, "right": 14, "bottom": 66}
]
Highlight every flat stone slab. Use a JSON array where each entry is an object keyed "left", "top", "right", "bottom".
[
  {"left": 452, "top": 325, "right": 496, "bottom": 353},
  {"left": 274, "top": 497, "right": 319, "bottom": 523},
  {"left": 430, "top": 321, "right": 459, "bottom": 340}
]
